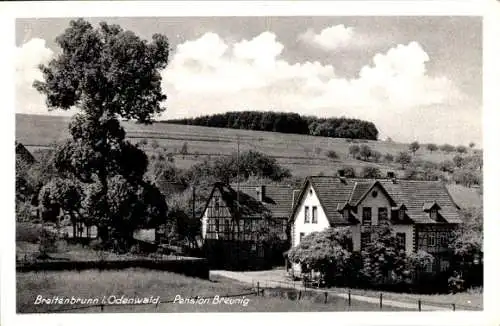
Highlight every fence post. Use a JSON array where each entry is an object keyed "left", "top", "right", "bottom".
[
  {"left": 418, "top": 299, "right": 421, "bottom": 312},
  {"left": 348, "top": 290, "right": 351, "bottom": 306},
  {"left": 452, "top": 303, "right": 456, "bottom": 311},
  {"left": 257, "top": 282, "right": 260, "bottom": 296},
  {"left": 100, "top": 304, "right": 104, "bottom": 312},
  {"left": 298, "top": 290, "right": 302, "bottom": 301},
  {"left": 324, "top": 292, "right": 328, "bottom": 304},
  {"left": 379, "top": 293, "right": 383, "bottom": 310}
]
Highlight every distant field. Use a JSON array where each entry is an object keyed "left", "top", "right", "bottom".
[
  {"left": 17, "top": 269, "right": 402, "bottom": 313},
  {"left": 16, "top": 113, "right": 461, "bottom": 175},
  {"left": 16, "top": 113, "right": 481, "bottom": 208}
]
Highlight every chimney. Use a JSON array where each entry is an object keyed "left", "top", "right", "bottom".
[
  {"left": 338, "top": 169, "right": 345, "bottom": 177},
  {"left": 387, "top": 171, "right": 395, "bottom": 179},
  {"left": 256, "top": 185, "right": 265, "bottom": 202}
]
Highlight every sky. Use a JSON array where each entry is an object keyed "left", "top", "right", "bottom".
[{"left": 15, "top": 16, "right": 482, "bottom": 147}]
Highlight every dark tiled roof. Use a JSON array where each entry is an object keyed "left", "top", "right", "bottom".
[
  {"left": 229, "top": 183, "right": 294, "bottom": 219},
  {"left": 15, "top": 142, "right": 35, "bottom": 165},
  {"left": 296, "top": 176, "right": 461, "bottom": 225},
  {"left": 348, "top": 181, "right": 375, "bottom": 205},
  {"left": 379, "top": 179, "right": 461, "bottom": 224},
  {"left": 305, "top": 176, "right": 356, "bottom": 225}
]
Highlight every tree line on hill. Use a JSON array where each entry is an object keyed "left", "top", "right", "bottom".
[{"left": 163, "top": 111, "right": 379, "bottom": 141}]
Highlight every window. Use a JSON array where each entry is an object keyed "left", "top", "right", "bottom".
[
  {"left": 372, "top": 190, "right": 378, "bottom": 198},
  {"left": 396, "top": 232, "right": 406, "bottom": 250},
  {"left": 430, "top": 209, "right": 437, "bottom": 220},
  {"left": 428, "top": 232, "right": 436, "bottom": 247},
  {"left": 399, "top": 209, "right": 405, "bottom": 220},
  {"left": 362, "top": 207, "right": 372, "bottom": 225},
  {"left": 424, "top": 260, "right": 434, "bottom": 273},
  {"left": 312, "top": 206, "right": 318, "bottom": 224},
  {"left": 378, "top": 207, "right": 388, "bottom": 222},
  {"left": 304, "top": 206, "right": 310, "bottom": 223},
  {"left": 343, "top": 209, "right": 349, "bottom": 219},
  {"left": 215, "top": 219, "right": 220, "bottom": 233},
  {"left": 299, "top": 232, "right": 305, "bottom": 243},
  {"left": 440, "top": 259, "right": 450, "bottom": 272},
  {"left": 361, "top": 232, "right": 371, "bottom": 250}
]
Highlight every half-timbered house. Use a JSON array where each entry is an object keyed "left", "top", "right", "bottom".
[{"left": 201, "top": 182, "right": 294, "bottom": 270}]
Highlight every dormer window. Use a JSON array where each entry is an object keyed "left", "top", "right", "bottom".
[
  {"left": 343, "top": 209, "right": 349, "bottom": 219},
  {"left": 399, "top": 209, "right": 405, "bottom": 220},
  {"left": 423, "top": 202, "right": 441, "bottom": 221}
]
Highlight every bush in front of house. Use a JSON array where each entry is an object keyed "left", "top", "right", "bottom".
[
  {"left": 358, "top": 222, "right": 411, "bottom": 289},
  {"left": 287, "top": 227, "right": 352, "bottom": 286}
]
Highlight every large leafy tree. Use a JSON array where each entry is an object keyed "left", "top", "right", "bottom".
[
  {"left": 33, "top": 19, "right": 170, "bottom": 247},
  {"left": 287, "top": 227, "right": 352, "bottom": 284}
]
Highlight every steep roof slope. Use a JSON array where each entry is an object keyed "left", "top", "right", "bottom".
[{"left": 292, "top": 176, "right": 462, "bottom": 225}]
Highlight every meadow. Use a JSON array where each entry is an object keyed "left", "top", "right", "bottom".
[
  {"left": 16, "top": 269, "right": 404, "bottom": 313},
  {"left": 16, "top": 113, "right": 461, "bottom": 177},
  {"left": 16, "top": 113, "right": 482, "bottom": 208}
]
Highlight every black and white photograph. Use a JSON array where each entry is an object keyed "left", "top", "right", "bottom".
[{"left": 2, "top": 0, "right": 499, "bottom": 325}]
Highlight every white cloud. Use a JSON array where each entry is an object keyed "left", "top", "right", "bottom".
[
  {"left": 298, "top": 24, "right": 356, "bottom": 50},
  {"left": 15, "top": 33, "right": 478, "bottom": 146}
]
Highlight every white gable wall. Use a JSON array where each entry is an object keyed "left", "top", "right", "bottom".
[
  {"left": 357, "top": 183, "right": 392, "bottom": 226},
  {"left": 292, "top": 183, "right": 330, "bottom": 247},
  {"left": 201, "top": 188, "right": 222, "bottom": 239}
]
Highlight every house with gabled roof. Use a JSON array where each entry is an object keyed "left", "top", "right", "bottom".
[
  {"left": 200, "top": 182, "right": 294, "bottom": 270},
  {"left": 289, "top": 174, "right": 462, "bottom": 274}
]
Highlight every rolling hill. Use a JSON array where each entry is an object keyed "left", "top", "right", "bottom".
[{"left": 15, "top": 113, "right": 482, "bottom": 208}]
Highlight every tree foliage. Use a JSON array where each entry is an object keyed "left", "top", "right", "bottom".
[
  {"left": 361, "top": 166, "right": 382, "bottom": 179},
  {"left": 409, "top": 141, "right": 420, "bottom": 155},
  {"left": 360, "top": 222, "right": 411, "bottom": 286},
  {"left": 185, "top": 150, "right": 291, "bottom": 185},
  {"left": 287, "top": 227, "right": 352, "bottom": 282},
  {"left": 33, "top": 19, "right": 170, "bottom": 248},
  {"left": 165, "top": 111, "right": 379, "bottom": 141},
  {"left": 426, "top": 143, "right": 438, "bottom": 152},
  {"left": 395, "top": 151, "right": 412, "bottom": 169}
]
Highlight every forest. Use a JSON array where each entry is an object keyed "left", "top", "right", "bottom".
[{"left": 164, "top": 111, "right": 379, "bottom": 141}]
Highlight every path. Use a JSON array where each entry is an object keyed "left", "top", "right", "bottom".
[{"left": 210, "top": 270, "right": 452, "bottom": 311}]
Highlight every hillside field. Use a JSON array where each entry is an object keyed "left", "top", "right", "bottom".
[{"left": 16, "top": 113, "right": 482, "bottom": 208}]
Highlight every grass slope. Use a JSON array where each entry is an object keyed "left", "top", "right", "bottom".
[
  {"left": 15, "top": 113, "right": 481, "bottom": 208},
  {"left": 17, "top": 269, "right": 402, "bottom": 313}
]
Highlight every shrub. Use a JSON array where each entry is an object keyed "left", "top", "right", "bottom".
[
  {"left": 440, "top": 144, "right": 456, "bottom": 153},
  {"left": 151, "top": 139, "right": 159, "bottom": 149},
  {"left": 360, "top": 166, "right": 382, "bottom": 178},
  {"left": 384, "top": 153, "right": 394, "bottom": 163},
  {"left": 342, "top": 166, "right": 357, "bottom": 178},
  {"left": 453, "top": 155, "right": 465, "bottom": 168},
  {"left": 371, "top": 150, "right": 382, "bottom": 163},
  {"left": 359, "top": 145, "right": 372, "bottom": 161},
  {"left": 427, "top": 143, "right": 438, "bottom": 152},
  {"left": 287, "top": 227, "right": 352, "bottom": 286},
  {"left": 348, "top": 144, "right": 360, "bottom": 158},
  {"left": 439, "top": 160, "right": 455, "bottom": 173},
  {"left": 448, "top": 273, "right": 466, "bottom": 294},
  {"left": 395, "top": 152, "right": 412, "bottom": 169},
  {"left": 409, "top": 141, "right": 420, "bottom": 155},
  {"left": 456, "top": 145, "right": 467, "bottom": 154},
  {"left": 130, "top": 244, "right": 142, "bottom": 255},
  {"left": 325, "top": 150, "right": 339, "bottom": 160}
]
